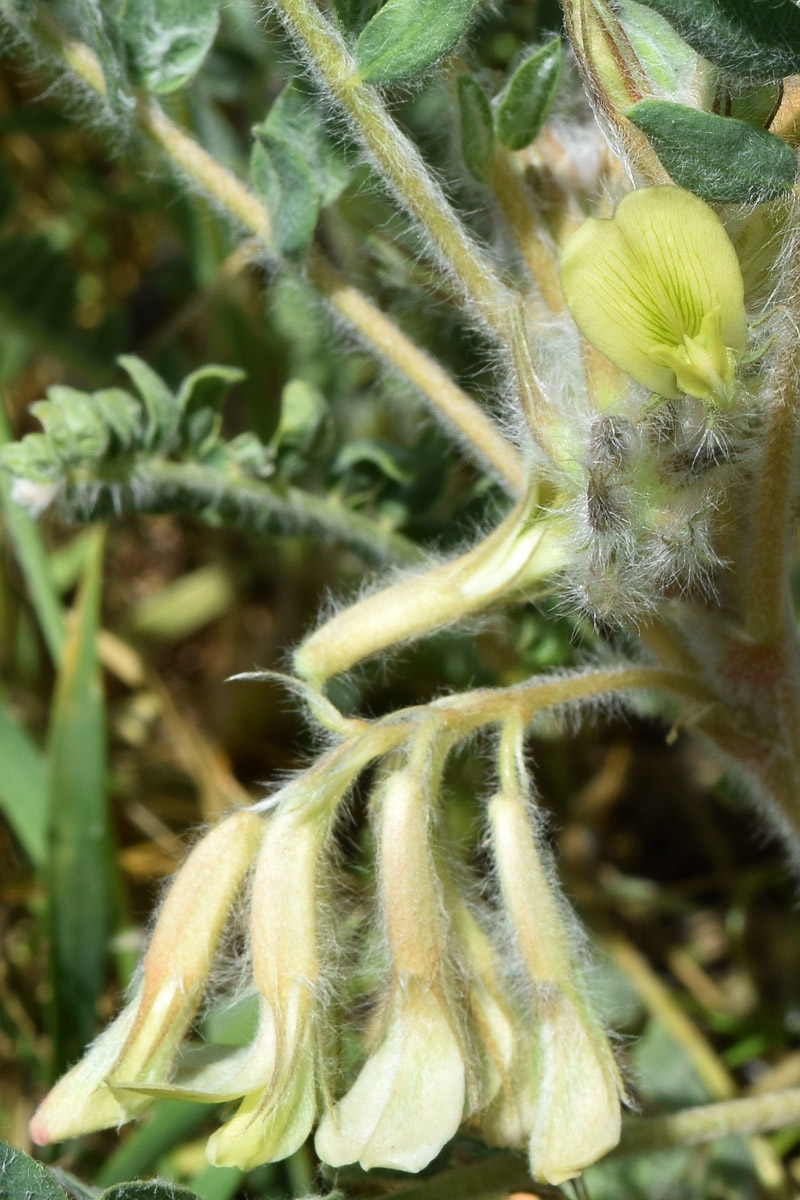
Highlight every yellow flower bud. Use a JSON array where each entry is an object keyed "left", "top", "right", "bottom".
[
  {"left": 528, "top": 985, "right": 622, "bottom": 1186},
  {"left": 449, "top": 898, "right": 516, "bottom": 1117}
]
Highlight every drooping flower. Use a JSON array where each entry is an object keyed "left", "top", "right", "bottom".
[
  {"left": 487, "top": 746, "right": 623, "bottom": 1185},
  {"left": 560, "top": 186, "right": 747, "bottom": 405},
  {"left": 29, "top": 809, "right": 264, "bottom": 1145},
  {"left": 527, "top": 984, "right": 623, "bottom": 1186},
  {"left": 206, "top": 802, "right": 329, "bottom": 1170},
  {"left": 315, "top": 974, "right": 466, "bottom": 1172},
  {"left": 315, "top": 766, "right": 468, "bottom": 1172}
]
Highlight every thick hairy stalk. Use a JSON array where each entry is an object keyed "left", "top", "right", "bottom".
[
  {"left": 306, "top": 247, "right": 525, "bottom": 492},
  {"left": 269, "top": 0, "right": 549, "bottom": 444},
  {"left": 744, "top": 330, "right": 800, "bottom": 643}
]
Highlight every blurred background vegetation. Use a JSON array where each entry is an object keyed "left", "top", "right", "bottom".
[{"left": 1, "top": 2, "right": 800, "bottom": 1197}]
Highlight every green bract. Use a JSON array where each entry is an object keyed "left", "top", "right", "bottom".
[
  {"left": 559, "top": 187, "right": 747, "bottom": 403},
  {"left": 354, "top": 0, "right": 476, "bottom": 84},
  {"left": 495, "top": 39, "right": 563, "bottom": 152},
  {"left": 628, "top": 101, "right": 798, "bottom": 204},
  {"left": 634, "top": 0, "right": 800, "bottom": 83}
]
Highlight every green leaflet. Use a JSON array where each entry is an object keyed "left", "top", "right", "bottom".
[
  {"left": 496, "top": 39, "right": 563, "bottom": 151},
  {"left": 31, "top": 387, "right": 111, "bottom": 467},
  {"left": 251, "top": 132, "right": 320, "bottom": 260},
  {"left": 334, "top": 438, "right": 416, "bottom": 483},
  {"left": 355, "top": 0, "right": 478, "bottom": 84},
  {"left": 118, "top": 355, "right": 178, "bottom": 449},
  {"left": 627, "top": 100, "right": 797, "bottom": 203},
  {"left": 115, "top": 0, "right": 220, "bottom": 94},
  {"left": 333, "top": 0, "right": 383, "bottom": 35},
  {"left": 457, "top": 75, "right": 495, "bottom": 184},
  {"left": 264, "top": 80, "right": 350, "bottom": 206},
  {"left": 175, "top": 364, "right": 245, "bottom": 452},
  {"left": 269, "top": 378, "right": 332, "bottom": 477},
  {"left": 46, "top": 529, "right": 112, "bottom": 1068},
  {"left": 634, "top": 0, "right": 800, "bottom": 83},
  {"left": 100, "top": 1185, "right": 201, "bottom": 1200},
  {"left": 0, "top": 1141, "right": 70, "bottom": 1200},
  {"left": 250, "top": 78, "right": 350, "bottom": 261}
]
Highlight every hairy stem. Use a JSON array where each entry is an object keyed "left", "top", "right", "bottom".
[
  {"left": 57, "top": 459, "right": 421, "bottom": 565},
  {"left": 306, "top": 247, "right": 525, "bottom": 493},
  {"left": 270, "top": 0, "right": 508, "bottom": 318},
  {"left": 490, "top": 149, "right": 563, "bottom": 314},
  {"left": 269, "top": 0, "right": 549, "bottom": 444},
  {"left": 617, "top": 1088, "right": 800, "bottom": 1157},
  {"left": 744, "top": 249, "right": 800, "bottom": 644},
  {"left": 431, "top": 665, "right": 717, "bottom": 732}
]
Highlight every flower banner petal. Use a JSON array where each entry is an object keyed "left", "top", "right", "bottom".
[{"left": 560, "top": 187, "right": 746, "bottom": 399}]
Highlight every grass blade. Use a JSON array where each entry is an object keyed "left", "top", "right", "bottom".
[{"left": 46, "top": 527, "right": 112, "bottom": 1068}]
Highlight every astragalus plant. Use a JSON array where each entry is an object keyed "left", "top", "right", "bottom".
[{"left": 5, "top": 0, "right": 800, "bottom": 1194}]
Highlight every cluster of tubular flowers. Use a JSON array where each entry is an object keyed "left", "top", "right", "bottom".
[
  {"left": 30, "top": 718, "right": 623, "bottom": 1187},
  {"left": 546, "top": 185, "right": 772, "bottom": 621}
]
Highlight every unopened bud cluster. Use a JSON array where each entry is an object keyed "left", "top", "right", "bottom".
[{"left": 31, "top": 724, "right": 622, "bottom": 1186}]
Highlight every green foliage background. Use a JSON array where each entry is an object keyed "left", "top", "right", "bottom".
[{"left": 1, "top": 1, "right": 800, "bottom": 1197}]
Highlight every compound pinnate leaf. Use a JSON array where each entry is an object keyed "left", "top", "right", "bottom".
[
  {"left": 627, "top": 100, "right": 797, "bottom": 203},
  {"left": 496, "top": 39, "right": 562, "bottom": 151},
  {"left": 457, "top": 75, "right": 495, "bottom": 183},
  {"left": 634, "top": 0, "right": 800, "bottom": 83},
  {"left": 355, "top": 0, "right": 478, "bottom": 84}
]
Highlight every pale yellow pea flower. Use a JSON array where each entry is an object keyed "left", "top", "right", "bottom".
[{"left": 560, "top": 187, "right": 747, "bottom": 405}]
